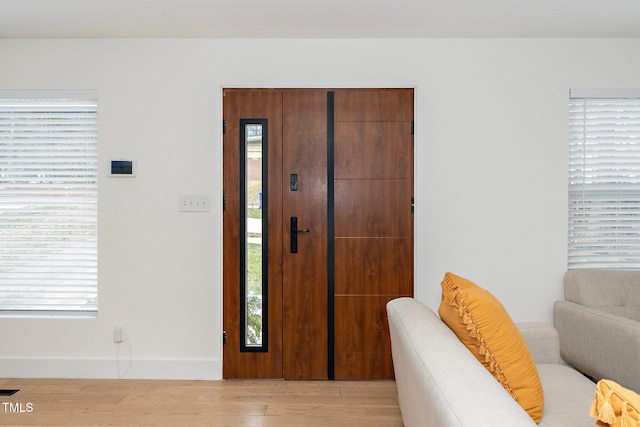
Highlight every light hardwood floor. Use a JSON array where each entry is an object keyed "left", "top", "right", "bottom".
[{"left": 0, "top": 378, "right": 403, "bottom": 426}]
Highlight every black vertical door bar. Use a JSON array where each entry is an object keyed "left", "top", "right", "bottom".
[{"left": 327, "top": 91, "right": 335, "bottom": 380}]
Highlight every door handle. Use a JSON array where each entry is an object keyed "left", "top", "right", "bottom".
[{"left": 290, "top": 216, "right": 310, "bottom": 253}]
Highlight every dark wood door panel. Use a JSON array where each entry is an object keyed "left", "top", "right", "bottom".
[
  {"left": 334, "top": 296, "right": 394, "bottom": 353},
  {"left": 334, "top": 351, "right": 395, "bottom": 380},
  {"left": 333, "top": 89, "right": 413, "bottom": 122},
  {"left": 282, "top": 90, "right": 328, "bottom": 380},
  {"left": 334, "top": 122, "right": 412, "bottom": 179},
  {"left": 332, "top": 88, "right": 413, "bottom": 380},
  {"left": 334, "top": 238, "right": 413, "bottom": 295},
  {"left": 333, "top": 295, "right": 398, "bottom": 380},
  {"left": 223, "top": 89, "right": 284, "bottom": 379},
  {"left": 334, "top": 179, "right": 412, "bottom": 238},
  {"left": 281, "top": 271, "right": 328, "bottom": 379}
]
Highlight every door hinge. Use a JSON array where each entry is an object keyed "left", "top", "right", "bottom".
[
  {"left": 223, "top": 331, "right": 227, "bottom": 346},
  {"left": 223, "top": 120, "right": 226, "bottom": 134},
  {"left": 223, "top": 196, "right": 227, "bottom": 211},
  {"left": 411, "top": 197, "right": 415, "bottom": 213},
  {"left": 411, "top": 120, "right": 415, "bottom": 136}
]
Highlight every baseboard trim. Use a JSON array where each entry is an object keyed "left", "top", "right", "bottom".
[{"left": 0, "top": 357, "right": 222, "bottom": 380}]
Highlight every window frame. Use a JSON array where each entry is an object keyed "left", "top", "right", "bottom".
[
  {"left": 0, "top": 90, "right": 98, "bottom": 317},
  {"left": 568, "top": 89, "right": 640, "bottom": 270}
]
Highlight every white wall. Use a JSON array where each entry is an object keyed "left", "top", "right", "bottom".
[{"left": 1, "top": 38, "right": 639, "bottom": 380}]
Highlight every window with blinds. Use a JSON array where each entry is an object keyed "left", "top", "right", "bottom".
[
  {"left": 0, "top": 93, "right": 98, "bottom": 315},
  {"left": 569, "top": 90, "right": 640, "bottom": 269}
]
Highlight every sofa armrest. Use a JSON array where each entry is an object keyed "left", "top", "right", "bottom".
[
  {"left": 517, "top": 322, "right": 561, "bottom": 364},
  {"left": 388, "top": 298, "right": 536, "bottom": 427},
  {"left": 554, "top": 300, "right": 640, "bottom": 392}
]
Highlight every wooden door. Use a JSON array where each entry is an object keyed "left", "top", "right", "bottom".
[
  {"left": 332, "top": 89, "right": 414, "bottom": 379},
  {"left": 222, "top": 89, "right": 284, "bottom": 378},
  {"left": 282, "top": 90, "right": 328, "bottom": 379},
  {"left": 222, "top": 88, "right": 413, "bottom": 380}
]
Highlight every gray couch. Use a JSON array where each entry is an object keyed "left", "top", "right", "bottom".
[
  {"left": 554, "top": 269, "right": 640, "bottom": 393},
  {"left": 387, "top": 297, "right": 596, "bottom": 427}
]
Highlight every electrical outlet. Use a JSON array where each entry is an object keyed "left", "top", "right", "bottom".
[
  {"left": 113, "top": 325, "right": 125, "bottom": 343},
  {"left": 179, "top": 195, "right": 210, "bottom": 212}
]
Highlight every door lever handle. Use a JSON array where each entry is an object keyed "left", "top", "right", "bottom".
[{"left": 290, "top": 216, "right": 310, "bottom": 253}]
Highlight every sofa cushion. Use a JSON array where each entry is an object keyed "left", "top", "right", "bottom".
[
  {"left": 601, "top": 306, "right": 640, "bottom": 323},
  {"left": 438, "top": 272, "right": 545, "bottom": 423},
  {"left": 537, "top": 364, "right": 597, "bottom": 427},
  {"left": 564, "top": 269, "right": 640, "bottom": 308},
  {"left": 590, "top": 379, "right": 640, "bottom": 426}
]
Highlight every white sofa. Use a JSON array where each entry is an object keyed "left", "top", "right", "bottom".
[
  {"left": 554, "top": 269, "right": 640, "bottom": 393},
  {"left": 387, "top": 297, "right": 596, "bottom": 427}
]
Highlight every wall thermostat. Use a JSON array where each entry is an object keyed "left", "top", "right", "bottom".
[{"left": 110, "top": 159, "right": 135, "bottom": 177}]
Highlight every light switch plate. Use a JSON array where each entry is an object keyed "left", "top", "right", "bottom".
[{"left": 180, "top": 195, "right": 210, "bottom": 212}]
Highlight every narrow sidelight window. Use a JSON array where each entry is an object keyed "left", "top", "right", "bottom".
[{"left": 239, "top": 119, "right": 268, "bottom": 351}]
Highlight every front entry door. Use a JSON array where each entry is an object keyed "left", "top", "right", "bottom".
[{"left": 222, "top": 88, "right": 413, "bottom": 380}]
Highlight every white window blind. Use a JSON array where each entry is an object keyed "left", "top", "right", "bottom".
[
  {"left": 569, "top": 94, "right": 640, "bottom": 269},
  {"left": 0, "top": 94, "right": 98, "bottom": 314}
]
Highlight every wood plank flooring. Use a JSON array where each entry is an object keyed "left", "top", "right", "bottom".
[{"left": 0, "top": 378, "right": 403, "bottom": 426}]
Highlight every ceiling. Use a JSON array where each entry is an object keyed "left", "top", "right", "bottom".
[{"left": 1, "top": 0, "right": 640, "bottom": 39}]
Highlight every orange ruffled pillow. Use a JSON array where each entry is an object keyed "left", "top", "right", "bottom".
[
  {"left": 438, "top": 272, "right": 544, "bottom": 423},
  {"left": 590, "top": 379, "right": 640, "bottom": 427}
]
